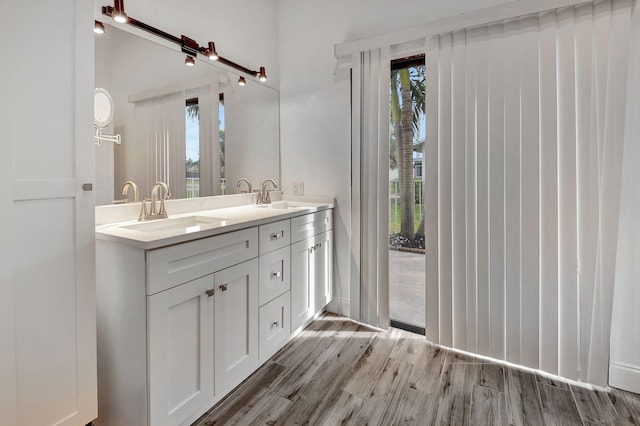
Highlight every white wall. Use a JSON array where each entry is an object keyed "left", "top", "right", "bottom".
[{"left": 277, "top": 0, "right": 518, "bottom": 315}]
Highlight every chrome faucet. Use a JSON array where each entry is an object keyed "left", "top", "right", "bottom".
[
  {"left": 120, "top": 180, "right": 139, "bottom": 202},
  {"left": 259, "top": 179, "right": 278, "bottom": 204},
  {"left": 237, "top": 178, "right": 252, "bottom": 194},
  {"left": 139, "top": 182, "right": 171, "bottom": 221}
]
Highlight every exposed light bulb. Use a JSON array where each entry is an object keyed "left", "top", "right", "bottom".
[
  {"left": 258, "top": 66, "right": 267, "bottom": 82},
  {"left": 94, "top": 20, "right": 105, "bottom": 34},
  {"left": 113, "top": 13, "right": 127, "bottom": 23},
  {"left": 113, "top": 0, "right": 128, "bottom": 23},
  {"left": 207, "top": 42, "right": 218, "bottom": 61}
]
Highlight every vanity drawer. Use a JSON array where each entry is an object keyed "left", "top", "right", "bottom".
[
  {"left": 259, "top": 219, "right": 291, "bottom": 255},
  {"left": 146, "top": 228, "right": 258, "bottom": 295},
  {"left": 290, "top": 210, "right": 332, "bottom": 243},
  {"left": 259, "top": 245, "right": 290, "bottom": 306},
  {"left": 259, "top": 291, "right": 291, "bottom": 362}
]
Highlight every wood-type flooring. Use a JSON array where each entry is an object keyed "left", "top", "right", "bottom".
[{"left": 193, "top": 314, "right": 640, "bottom": 425}]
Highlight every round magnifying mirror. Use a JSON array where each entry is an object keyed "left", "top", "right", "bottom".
[{"left": 94, "top": 88, "right": 114, "bottom": 128}]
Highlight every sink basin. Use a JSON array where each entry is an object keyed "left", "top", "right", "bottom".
[
  {"left": 120, "top": 215, "right": 229, "bottom": 234},
  {"left": 254, "top": 201, "right": 303, "bottom": 210}
]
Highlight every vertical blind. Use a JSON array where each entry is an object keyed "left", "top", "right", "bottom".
[
  {"left": 350, "top": 47, "right": 391, "bottom": 328},
  {"left": 134, "top": 91, "right": 186, "bottom": 199},
  {"left": 425, "top": 0, "right": 632, "bottom": 385}
]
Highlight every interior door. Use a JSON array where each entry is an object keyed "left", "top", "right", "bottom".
[{"left": 0, "top": 0, "right": 98, "bottom": 425}]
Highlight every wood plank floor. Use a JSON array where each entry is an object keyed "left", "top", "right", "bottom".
[{"left": 193, "top": 314, "right": 640, "bottom": 425}]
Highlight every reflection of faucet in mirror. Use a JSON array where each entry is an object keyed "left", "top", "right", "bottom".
[
  {"left": 139, "top": 182, "right": 171, "bottom": 221},
  {"left": 121, "top": 181, "right": 139, "bottom": 202},
  {"left": 259, "top": 179, "right": 278, "bottom": 205},
  {"left": 237, "top": 178, "right": 252, "bottom": 194}
]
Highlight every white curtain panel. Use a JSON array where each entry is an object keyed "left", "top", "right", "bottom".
[
  {"left": 609, "top": 1, "right": 640, "bottom": 393},
  {"left": 134, "top": 91, "right": 186, "bottom": 199},
  {"left": 196, "top": 85, "right": 221, "bottom": 197},
  {"left": 350, "top": 47, "right": 391, "bottom": 328},
  {"left": 425, "top": 0, "right": 632, "bottom": 385}
]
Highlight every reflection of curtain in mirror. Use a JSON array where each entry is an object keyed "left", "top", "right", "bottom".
[
  {"left": 134, "top": 91, "right": 186, "bottom": 199},
  {"left": 196, "top": 85, "right": 221, "bottom": 196}
]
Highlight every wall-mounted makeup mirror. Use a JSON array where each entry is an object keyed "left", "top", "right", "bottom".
[
  {"left": 94, "top": 23, "right": 280, "bottom": 205},
  {"left": 94, "top": 87, "right": 121, "bottom": 146},
  {"left": 94, "top": 88, "right": 114, "bottom": 128}
]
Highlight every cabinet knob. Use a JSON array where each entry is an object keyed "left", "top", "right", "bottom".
[
  {"left": 270, "top": 231, "right": 283, "bottom": 240},
  {"left": 205, "top": 289, "right": 215, "bottom": 297},
  {"left": 219, "top": 284, "right": 228, "bottom": 291},
  {"left": 272, "top": 320, "right": 279, "bottom": 327},
  {"left": 271, "top": 271, "right": 281, "bottom": 279}
]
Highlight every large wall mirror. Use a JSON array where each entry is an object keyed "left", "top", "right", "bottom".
[{"left": 95, "top": 24, "right": 280, "bottom": 205}]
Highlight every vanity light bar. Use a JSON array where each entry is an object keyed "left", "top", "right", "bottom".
[{"left": 101, "top": 4, "right": 267, "bottom": 81}]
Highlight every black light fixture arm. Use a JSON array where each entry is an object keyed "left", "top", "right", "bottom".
[{"left": 101, "top": 5, "right": 263, "bottom": 78}]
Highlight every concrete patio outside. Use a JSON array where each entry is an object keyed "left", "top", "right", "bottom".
[{"left": 389, "top": 249, "right": 425, "bottom": 329}]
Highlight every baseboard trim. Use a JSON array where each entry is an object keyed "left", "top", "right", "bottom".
[
  {"left": 610, "top": 362, "right": 640, "bottom": 393},
  {"left": 339, "top": 297, "right": 350, "bottom": 317},
  {"left": 325, "top": 297, "right": 350, "bottom": 317}
]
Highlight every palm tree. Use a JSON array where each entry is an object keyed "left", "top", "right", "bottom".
[{"left": 390, "top": 65, "right": 425, "bottom": 239}]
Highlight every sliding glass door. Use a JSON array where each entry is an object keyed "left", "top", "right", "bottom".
[{"left": 388, "top": 55, "right": 426, "bottom": 333}]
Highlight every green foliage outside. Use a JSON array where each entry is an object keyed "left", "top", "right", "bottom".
[
  {"left": 389, "top": 203, "right": 423, "bottom": 235},
  {"left": 390, "top": 63, "right": 425, "bottom": 239}
]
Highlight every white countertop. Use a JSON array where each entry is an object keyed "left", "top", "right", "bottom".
[{"left": 95, "top": 200, "right": 333, "bottom": 250}]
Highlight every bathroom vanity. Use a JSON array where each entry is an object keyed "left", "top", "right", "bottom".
[{"left": 94, "top": 198, "right": 333, "bottom": 426}]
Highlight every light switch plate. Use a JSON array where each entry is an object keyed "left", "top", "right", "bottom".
[{"left": 292, "top": 181, "right": 304, "bottom": 196}]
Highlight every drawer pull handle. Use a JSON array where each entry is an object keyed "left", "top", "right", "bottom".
[
  {"left": 270, "top": 231, "right": 283, "bottom": 240},
  {"left": 219, "top": 284, "right": 228, "bottom": 291},
  {"left": 272, "top": 320, "right": 279, "bottom": 327},
  {"left": 271, "top": 271, "right": 281, "bottom": 279},
  {"left": 205, "top": 289, "right": 215, "bottom": 297}
]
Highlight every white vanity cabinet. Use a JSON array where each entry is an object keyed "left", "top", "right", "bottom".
[
  {"left": 290, "top": 210, "right": 334, "bottom": 331},
  {"left": 96, "top": 228, "right": 259, "bottom": 426},
  {"left": 147, "top": 258, "right": 259, "bottom": 426},
  {"left": 96, "top": 204, "right": 333, "bottom": 426}
]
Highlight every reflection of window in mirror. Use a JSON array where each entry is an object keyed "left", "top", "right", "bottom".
[
  {"left": 219, "top": 93, "right": 226, "bottom": 195},
  {"left": 184, "top": 94, "right": 226, "bottom": 198},
  {"left": 185, "top": 97, "right": 200, "bottom": 198}
]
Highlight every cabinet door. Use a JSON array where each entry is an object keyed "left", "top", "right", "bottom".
[
  {"left": 315, "top": 231, "right": 333, "bottom": 312},
  {"left": 291, "top": 239, "right": 313, "bottom": 331},
  {"left": 259, "top": 292, "right": 291, "bottom": 362},
  {"left": 214, "top": 259, "right": 259, "bottom": 396},
  {"left": 148, "top": 275, "right": 215, "bottom": 426}
]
